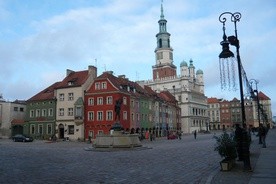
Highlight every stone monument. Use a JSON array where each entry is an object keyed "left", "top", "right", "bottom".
[{"left": 93, "top": 98, "right": 141, "bottom": 148}]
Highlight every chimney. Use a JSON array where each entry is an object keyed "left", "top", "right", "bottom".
[
  {"left": 66, "top": 69, "right": 74, "bottom": 76},
  {"left": 118, "top": 75, "right": 126, "bottom": 79},
  {"left": 88, "top": 65, "right": 97, "bottom": 79}
]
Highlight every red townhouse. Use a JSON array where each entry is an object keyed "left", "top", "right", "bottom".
[{"left": 84, "top": 71, "right": 132, "bottom": 139}]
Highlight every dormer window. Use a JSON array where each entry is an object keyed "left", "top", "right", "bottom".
[{"left": 68, "top": 81, "right": 74, "bottom": 86}]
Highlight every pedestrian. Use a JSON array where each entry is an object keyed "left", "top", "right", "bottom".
[
  {"left": 178, "top": 130, "right": 182, "bottom": 140},
  {"left": 241, "top": 123, "right": 252, "bottom": 171},
  {"left": 234, "top": 123, "right": 243, "bottom": 161},
  {"left": 259, "top": 124, "right": 267, "bottom": 148},
  {"left": 194, "top": 130, "right": 197, "bottom": 139}
]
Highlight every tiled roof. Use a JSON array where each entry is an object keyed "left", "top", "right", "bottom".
[
  {"left": 56, "top": 70, "right": 89, "bottom": 89},
  {"left": 27, "top": 82, "right": 60, "bottom": 102},
  {"left": 207, "top": 97, "right": 220, "bottom": 103},
  {"left": 258, "top": 91, "right": 270, "bottom": 100},
  {"left": 158, "top": 91, "right": 177, "bottom": 104}
]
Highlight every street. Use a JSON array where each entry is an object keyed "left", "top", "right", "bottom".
[{"left": 0, "top": 133, "right": 221, "bottom": 184}]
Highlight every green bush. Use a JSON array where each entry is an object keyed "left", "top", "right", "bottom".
[{"left": 214, "top": 132, "right": 237, "bottom": 160}]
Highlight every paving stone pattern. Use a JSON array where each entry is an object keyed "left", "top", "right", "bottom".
[{"left": 0, "top": 134, "right": 221, "bottom": 184}]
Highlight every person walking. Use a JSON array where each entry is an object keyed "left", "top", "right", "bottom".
[
  {"left": 234, "top": 123, "right": 243, "bottom": 161},
  {"left": 194, "top": 130, "right": 197, "bottom": 139},
  {"left": 259, "top": 124, "right": 267, "bottom": 148}
]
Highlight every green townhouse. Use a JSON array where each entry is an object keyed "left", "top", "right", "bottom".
[{"left": 24, "top": 82, "right": 60, "bottom": 140}]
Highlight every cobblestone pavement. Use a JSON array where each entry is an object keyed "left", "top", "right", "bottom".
[{"left": 0, "top": 133, "right": 221, "bottom": 184}]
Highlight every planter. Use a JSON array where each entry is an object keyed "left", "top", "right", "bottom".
[{"left": 220, "top": 159, "right": 235, "bottom": 171}]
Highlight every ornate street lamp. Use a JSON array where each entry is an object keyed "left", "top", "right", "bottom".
[
  {"left": 219, "top": 12, "right": 245, "bottom": 125},
  {"left": 250, "top": 79, "right": 262, "bottom": 144},
  {"left": 218, "top": 12, "right": 252, "bottom": 171}
]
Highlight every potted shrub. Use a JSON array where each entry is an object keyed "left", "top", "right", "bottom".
[{"left": 214, "top": 132, "right": 237, "bottom": 171}]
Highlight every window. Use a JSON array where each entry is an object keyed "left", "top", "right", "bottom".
[
  {"left": 123, "top": 111, "right": 127, "bottom": 120},
  {"left": 102, "top": 82, "right": 107, "bottom": 89},
  {"left": 123, "top": 97, "right": 127, "bottom": 105},
  {"left": 75, "top": 107, "right": 82, "bottom": 118},
  {"left": 136, "top": 113, "right": 139, "bottom": 121},
  {"left": 42, "top": 109, "right": 47, "bottom": 117},
  {"left": 14, "top": 107, "right": 18, "bottom": 111},
  {"left": 89, "top": 131, "right": 94, "bottom": 138},
  {"left": 97, "top": 111, "right": 103, "bottom": 121},
  {"left": 36, "top": 109, "right": 40, "bottom": 117},
  {"left": 68, "top": 125, "right": 74, "bottom": 134},
  {"left": 59, "top": 93, "right": 64, "bottom": 101},
  {"left": 88, "top": 111, "right": 94, "bottom": 121},
  {"left": 47, "top": 124, "right": 52, "bottom": 134},
  {"left": 68, "top": 93, "right": 74, "bottom": 101},
  {"left": 98, "top": 130, "right": 103, "bottom": 135},
  {"left": 38, "top": 124, "right": 43, "bottom": 134},
  {"left": 20, "top": 107, "right": 24, "bottom": 112},
  {"left": 88, "top": 98, "right": 94, "bottom": 105},
  {"left": 97, "top": 97, "right": 103, "bottom": 105},
  {"left": 131, "top": 100, "right": 134, "bottom": 107},
  {"left": 68, "top": 108, "right": 74, "bottom": 116},
  {"left": 30, "top": 110, "right": 34, "bottom": 118},
  {"left": 170, "top": 52, "right": 173, "bottom": 60},
  {"left": 106, "top": 96, "right": 113, "bottom": 105},
  {"left": 30, "top": 124, "right": 35, "bottom": 134},
  {"left": 106, "top": 111, "right": 113, "bottom": 121},
  {"left": 131, "top": 113, "right": 134, "bottom": 121},
  {"left": 95, "top": 82, "right": 100, "bottom": 90},
  {"left": 59, "top": 108, "right": 64, "bottom": 116},
  {"left": 48, "top": 108, "right": 53, "bottom": 116}
]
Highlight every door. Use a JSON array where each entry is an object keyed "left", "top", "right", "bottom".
[{"left": 58, "top": 124, "right": 64, "bottom": 139}]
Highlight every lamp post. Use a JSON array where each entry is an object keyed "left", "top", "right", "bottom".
[
  {"left": 218, "top": 12, "right": 252, "bottom": 171},
  {"left": 219, "top": 12, "right": 246, "bottom": 125},
  {"left": 250, "top": 79, "right": 262, "bottom": 144}
]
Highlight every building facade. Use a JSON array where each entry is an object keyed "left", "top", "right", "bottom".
[
  {"left": 207, "top": 91, "right": 273, "bottom": 131},
  {"left": 25, "top": 82, "right": 59, "bottom": 140},
  {"left": 0, "top": 97, "right": 26, "bottom": 138},
  {"left": 138, "top": 3, "right": 208, "bottom": 133},
  {"left": 207, "top": 98, "right": 221, "bottom": 130},
  {"left": 55, "top": 66, "right": 97, "bottom": 141},
  {"left": 84, "top": 71, "right": 180, "bottom": 139}
]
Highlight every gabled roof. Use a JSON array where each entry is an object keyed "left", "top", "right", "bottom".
[
  {"left": 258, "top": 91, "right": 270, "bottom": 100},
  {"left": 231, "top": 97, "right": 239, "bottom": 102},
  {"left": 158, "top": 91, "right": 177, "bottom": 104},
  {"left": 27, "top": 82, "right": 60, "bottom": 102},
  {"left": 56, "top": 70, "right": 89, "bottom": 89},
  {"left": 207, "top": 97, "right": 220, "bottom": 104}
]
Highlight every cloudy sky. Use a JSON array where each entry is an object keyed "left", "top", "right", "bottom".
[{"left": 1, "top": 0, "right": 276, "bottom": 115}]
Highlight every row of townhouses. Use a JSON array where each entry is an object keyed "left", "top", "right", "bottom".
[
  {"left": 2, "top": 66, "right": 180, "bottom": 141},
  {"left": 207, "top": 94, "right": 273, "bottom": 130}
]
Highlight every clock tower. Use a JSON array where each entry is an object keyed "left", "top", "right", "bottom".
[{"left": 152, "top": 1, "right": 176, "bottom": 80}]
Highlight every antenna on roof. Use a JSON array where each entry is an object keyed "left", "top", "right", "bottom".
[
  {"left": 136, "top": 71, "right": 139, "bottom": 81},
  {"left": 95, "top": 59, "right": 97, "bottom": 67}
]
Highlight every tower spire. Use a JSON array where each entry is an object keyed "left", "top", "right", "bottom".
[{"left": 160, "top": 0, "right": 164, "bottom": 19}]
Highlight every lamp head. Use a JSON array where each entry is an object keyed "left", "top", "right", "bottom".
[
  {"left": 219, "top": 32, "right": 234, "bottom": 59},
  {"left": 219, "top": 40, "right": 234, "bottom": 58}
]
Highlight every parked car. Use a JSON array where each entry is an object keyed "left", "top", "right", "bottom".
[{"left": 12, "top": 134, "right": 33, "bottom": 142}]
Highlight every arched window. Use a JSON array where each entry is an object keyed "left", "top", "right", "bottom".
[{"left": 159, "top": 39, "right": 162, "bottom": 48}]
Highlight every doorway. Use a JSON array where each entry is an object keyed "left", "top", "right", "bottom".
[{"left": 58, "top": 124, "right": 64, "bottom": 139}]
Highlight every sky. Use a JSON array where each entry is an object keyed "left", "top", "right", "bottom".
[{"left": 1, "top": 0, "right": 276, "bottom": 115}]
